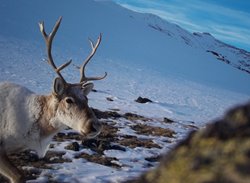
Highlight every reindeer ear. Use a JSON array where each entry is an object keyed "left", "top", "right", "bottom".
[
  {"left": 53, "top": 77, "right": 65, "bottom": 96},
  {"left": 82, "top": 82, "right": 94, "bottom": 96}
]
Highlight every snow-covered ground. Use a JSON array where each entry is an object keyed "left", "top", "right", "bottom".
[{"left": 0, "top": 0, "right": 249, "bottom": 182}]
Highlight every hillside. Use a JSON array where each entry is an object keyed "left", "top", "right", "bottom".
[{"left": 0, "top": 0, "right": 249, "bottom": 94}]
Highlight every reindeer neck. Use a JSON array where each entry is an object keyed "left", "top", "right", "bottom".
[{"left": 36, "top": 94, "right": 63, "bottom": 138}]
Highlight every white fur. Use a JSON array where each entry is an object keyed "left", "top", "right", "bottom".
[{"left": 0, "top": 83, "right": 57, "bottom": 157}]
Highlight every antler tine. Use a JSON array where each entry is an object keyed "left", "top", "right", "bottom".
[
  {"left": 79, "top": 33, "right": 107, "bottom": 83},
  {"left": 39, "top": 16, "right": 71, "bottom": 84}
]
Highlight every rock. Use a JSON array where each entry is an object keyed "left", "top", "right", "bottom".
[
  {"left": 135, "top": 97, "right": 153, "bottom": 104},
  {"left": 109, "top": 108, "right": 120, "bottom": 112},
  {"left": 163, "top": 117, "right": 174, "bottom": 123},
  {"left": 145, "top": 155, "right": 161, "bottom": 163},
  {"left": 65, "top": 142, "right": 80, "bottom": 151},
  {"left": 110, "top": 144, "right": 126, "bottom": 152},
  {"left": 106, "top": 97, "right": 114, "bottom": 101},
  {"left": 124, "top": 102, "right": 250, "bottom": 183}
]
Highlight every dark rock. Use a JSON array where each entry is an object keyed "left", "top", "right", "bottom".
[
  {"left": 163, "top": 117, "right": 174, "bottom": 123},
  {"left": 207, "top": 50, "right": 220, "bottom": 57},
  {"left": 106, "top": 97, "right": 114, "bottom": 101},
  {"left": 110, "top": 144, "right": 126, "bottom": 152},
  {"left": 65, "top": 142, "right": 80, "bottom": 151},
  {"left": 109, "top": 108, "right": 120, "bottom": 112},
  {"left": 124, "top": 102, "right": 250, "bottom": 183},
  {"left": 135, "top": 97, "right": 153, "bottom": 104},
  {"left": 145, "top": 155, "right": 161, "bottom": 162}
]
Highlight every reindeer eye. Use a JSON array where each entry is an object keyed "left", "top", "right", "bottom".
[{"left": 65, "top": 97, "right": 74, "bottom": 104}]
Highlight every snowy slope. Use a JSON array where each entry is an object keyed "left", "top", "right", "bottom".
[
  {"left": 0, "top": 0, "right": 249, "bottom": 94},
  {"left": 0, "top": 0, "right": 249, "bottom": 182}
]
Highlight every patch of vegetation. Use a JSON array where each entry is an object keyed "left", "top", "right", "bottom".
[
  {"left": 131, "top": 124, "right": 176, "bottom": 138},
  {"left": 118, "top": 135, "right": 161, "bottom": 149}
]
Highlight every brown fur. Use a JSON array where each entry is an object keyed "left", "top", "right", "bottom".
[{"left": 37, "top": 95, "right": 58, "bottom": 138}]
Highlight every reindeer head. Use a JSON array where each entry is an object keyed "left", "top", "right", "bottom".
[{"left": 39, "top": 17, "right": 107, "bottom": 138}]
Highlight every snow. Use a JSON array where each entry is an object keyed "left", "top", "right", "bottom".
[{"left": 0, "top": 0, "right": 249, "bottom": 182}]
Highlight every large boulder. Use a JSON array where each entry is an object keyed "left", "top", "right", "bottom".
[{"left": 125, "top": 102, "right": 250, "bottom": 183}]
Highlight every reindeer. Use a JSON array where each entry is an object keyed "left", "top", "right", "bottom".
[{"left": 0, "top": 17, "right": 107, "bottom": 183}]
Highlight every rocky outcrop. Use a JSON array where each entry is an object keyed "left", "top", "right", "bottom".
[
  {"left": 135, "top": 96, "right": 153, "bottom": 103},
  {"left": 125, "top": 102, "right": 250, "bottom": 183}
]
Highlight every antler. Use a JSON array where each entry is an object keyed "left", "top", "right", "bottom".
[
  {"left": 39, "top": 17, "right": 107, "bottom": 86},
  {"left": 39, "top": 16, "right": 71, "bottom": 84},
  {"left": 79, "top": 33, "right": 107, "bottom": 83}
]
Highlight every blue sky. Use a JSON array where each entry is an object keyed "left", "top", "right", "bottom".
[{"left": 112, "top": 0, "right": 250, "bottom": 52}]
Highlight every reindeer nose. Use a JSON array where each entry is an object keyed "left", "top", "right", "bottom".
[
  {"left": 90, "top": 123, "right": 98, "bottom": 133},
  {"left": 82, "top": 120, "right": 102, "bottom": 138}
]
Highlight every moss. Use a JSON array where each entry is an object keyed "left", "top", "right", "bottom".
[
  {"left": 125, "top": 102, "right": 250, "bottom": 183},
  {"left": 227, "top": 107, "right": 249, "bottom": 126},
  {"left": 137, "top": 138, "right": 250, "bottom": 183}
]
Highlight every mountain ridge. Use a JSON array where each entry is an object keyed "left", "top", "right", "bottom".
[{"left": 139, "top": 12, "right": 250, "bottom": 75}]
